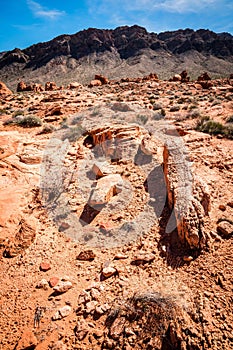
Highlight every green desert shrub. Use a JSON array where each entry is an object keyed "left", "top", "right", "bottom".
[
  {"left": 226, "top": 115, "right": 233, "bottom": 123},
  {"left": 169, "top": 105, "right": 180, "bottom": 112},
  {"left": 12, "top": 109, "right": 24, "bottom": 117},
  {"left": 4, "top": 115, "right": 42, "bottom": 128},
  {"left": 196, "top": 116, "right": 233, "bottom": 139}
]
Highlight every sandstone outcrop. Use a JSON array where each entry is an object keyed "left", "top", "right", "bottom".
[
  {"left": 88, "top": 79, "right": 102, "bottom": 87},
  {"left": 198, "top": 72, "right": 211, "bottom": 81},
  {"left": 45, "top": 81, "right": 58, "bottom": 91},
  {"left": 17, "top": 81, "right": 44, "bottom": 92},
  {"left": 94, "top": 74, "right": 109, "bottom": 84},
  {"left": 0, "top": 81, "right": 12, "bottom": 96}
]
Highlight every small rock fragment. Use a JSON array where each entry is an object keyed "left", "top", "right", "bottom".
[
  {"left": 85, "top": 301, "right": 98, "bottom": 314},
  {"left": 40, "top": 261, "right": 51, "bottom": 271},
  {"left": 52, "top": 305, "right": 72, "bottom": 320},
  {"left": 219, "top": 204, "right": 226, "bottom": 211},
  {"left": 92, "top": 161, "right": 115, "bottom": 177},
  {"left": 75, "top": 320, "right": 89, "bottom": 340},
  {"left": 132, "top": 253, "right": 155, "bottom": 265},
  {"left": 77, "top": 249, "right": 96, "bottom": 261},
  {"left": 53, "top": 281, "right": 72, "bottom": 293},
  {"left": 49, "top": 276, "right": 60, "bottom": 287},
  {"left": 102, "top": 266, "right": 117, "bottom": 278},
  {"left": 95, "top": 303, "right": 110, "bottom": 316},
  {"left": 110, "top": 317, "right": 125, "bottom": 340},
  {"left": 114, "top": 253, "right": 128, "bottom": 260},
  {"left": 183, "top": 256, "right": 193, "bottom": 262},
  {"left": 37, "top": 279, "right": 49, "bottom": 290},
  {"left": 217, "top": 221, "right": 233, "bottom": 237},
  {"left": 88, "top": 174, "right": 123, "bottom": 206}
]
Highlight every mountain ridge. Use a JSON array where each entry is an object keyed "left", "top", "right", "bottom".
[{"left": 1, "top": 25, "right": 233, "bottom": 89}]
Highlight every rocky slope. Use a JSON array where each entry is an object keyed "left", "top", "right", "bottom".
[
  {"left": 1, "top": 25, "right": 233, "bottom": 89},
  {"left": 0, "top": 75, "right": 233, "bottom": 349}
]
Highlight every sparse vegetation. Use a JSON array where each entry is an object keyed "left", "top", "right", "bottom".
[
  {"left": 12, "top": 110, "right": 24, "bottom": 117},
  {"left": 170, "top": 105, "right": 180, "bottom": 112},
  {"left": 0, "top": 108, "right": 8, "bottom": 115},
  {"left": 4, "top": 115, "right": 42, "bottom": 127},
  {"left": 226, "top": 115, "right": 233, "bottom": 123},
  {"left": 196, "top": 116, "right": 233, "bottom": 139},
  {"left": 38, "top": 123, "right": 55, "bottom": 134},
  {"left": 136, "top": 114, "right": 148, "bottom": 124}
]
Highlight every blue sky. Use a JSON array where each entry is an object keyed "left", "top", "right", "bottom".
[{"left": 1, "top": 0, "right": 233, "bottom": 52}]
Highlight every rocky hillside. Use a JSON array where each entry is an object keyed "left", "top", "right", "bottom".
[{"left": 0, "top": 25, "right": 233, "bottom": 89}]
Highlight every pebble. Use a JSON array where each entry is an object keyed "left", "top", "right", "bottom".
[
  {"left": 49, "top": 276, "right": 60, "bottom": 287},
  {"left": 85, "top": 301, "right": 98, "bottom": 314},
  {"left": 219, "top": 204, "right": 226, "bottom": 211},
  {"left": 95, "top": 303, "right": 110, "bottom": 315},
  {"left": 217, "top": 221, "right": 233, "bottom": 237},
  {"left": 40, "top": 261, "right": 51, "bottom": 271},
  {"left": 114, "top": 253, "right": 128, "bottom": 260},
  {"left": 53, "top": 281, "right": 72, "bottom": 293},
  {"left": 77, "top": 249, "right": 96, "bottom": 261},
  {"left": 132, "top": 253, "right": 155, "bottom": 265},
  {"left": 37, "top": 279, "right": 49, "bottom": 290},
  {"left": 102, "top": 266, "right": 117, "bottom": 278},
  {"left": 183, "top": 256, "right": 193, "bottom": 262},
  {"left": 52, "top": 305, "right": 72, "bottom": 320}
]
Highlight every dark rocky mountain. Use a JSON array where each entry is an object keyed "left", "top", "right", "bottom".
[{"left": 1, "top": 25, "right": 233, "bottom": 89}]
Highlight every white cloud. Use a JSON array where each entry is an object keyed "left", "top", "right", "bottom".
[
  {"left": 88, "top": 0, "right": 220, "bottom": 15},
  {"left": 153, "top": 0, "right": 218, "bottom": 13},
  {"left": 27, "top": 0, "right": 65, "bottom": 20}
]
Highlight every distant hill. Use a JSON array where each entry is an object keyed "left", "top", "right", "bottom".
[{"left": 0, "top": 25, "right": 233, "bottom": 89}]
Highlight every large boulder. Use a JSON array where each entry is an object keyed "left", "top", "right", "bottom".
[
  {"left": 197, "top": 72, "right": 211, "bottom": 81},
  {"left": 163, "top": 144, "right": 210, "bottom": 249},
  {"left": 94, "top": 74, "right": 109, "bottom": 84},
  {"left": 0, "top": 81, "right": 12, "bottom": 96},
  {"left": 88, "top": 79, "right": 102, "bottom": 87},
  {"left": 17, "top": 81, "right": 44, "bottom": 92},
  {"left": 45, "top": 81, "right": 58, "bottom": 91}
]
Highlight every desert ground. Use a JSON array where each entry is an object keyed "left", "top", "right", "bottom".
[{"left": 0, "top": 74, "right": 232, "bottom": 350}]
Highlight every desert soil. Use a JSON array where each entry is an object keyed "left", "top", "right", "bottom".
[{"left": 0, "top": 77, "right": 233, "bottom": 350}]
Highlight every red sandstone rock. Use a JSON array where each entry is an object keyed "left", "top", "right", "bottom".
[
  {"left": 40, "top": 261, "right": 51, "bottom": 271},
  {"left": 95, "top": 74, "right": 109, "bottom": 84},
  {"left": 88, "top": 79, "right": 102, "bottom": 87},
  {"left": 49, "top": 276, "right": 60, "bottom": 287},
  {"left": 0, "top": 81, "right": 12, "bottom": 96},
  {"left": 45, "top": 81, "right": 58, "bottom": 91}
]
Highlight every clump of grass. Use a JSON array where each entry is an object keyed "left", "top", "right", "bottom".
[
  {"left": 12, "top": 110, "right": 24, "bottom": 117},
  {"left": 196, "top": 116, "right": 233, "bottom": 139},
  {"left": 4, "top": 115, "right": 42, "bottom": 128},
  {"left": 226, "top": 115, "right": 233, "bottom": 123},
  {"left": 187, "top": 109, "right": 201, "bottom": 118},
  {"left": 169, "top": 105, "right": 180, "bottom": 112},
  {"left": 136, "top": 114, "right": 148, "bottom": 125},
  {"left": 0, "top": 109, "right": 8, "bottom": 115},
  {"left": 38, "top": 123, "right": 54, "bottom": 134},
  {"left": 160, "top": 108, "right": 166, "bottom": 116},
  {"left": 153, "top": 112, "right": 164, "bottom": 121},
  {"left": 105, "top": 291, "right": 186, "bottom": 349},
  {"left": 196, "top": 116, "right": 223, "bottom": 134}
]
